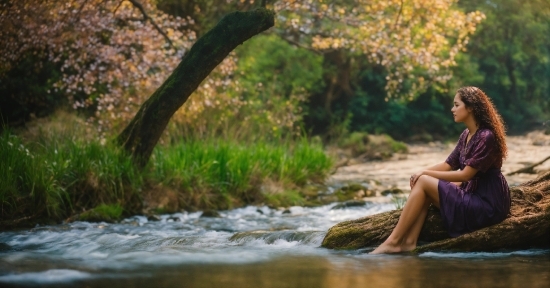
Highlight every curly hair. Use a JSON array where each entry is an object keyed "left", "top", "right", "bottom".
[{"left": 457, "top": 86, "right": 508, "bottom": 160}]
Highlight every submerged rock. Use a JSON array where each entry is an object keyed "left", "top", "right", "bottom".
[
  {"left": 331, "top": 200, "right": 370, "bottom": 210},
  {"left": 147, "top": 215, "right": 161, "bottom": 222},
  {"left": 201, "top": 210, "right": 221, "bottom": 218},
  {"left": 334, "top": 183, "right": 375, "bottom": 201}
]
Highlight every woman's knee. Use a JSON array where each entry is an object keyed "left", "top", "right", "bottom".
[
  {"left": 416, "top": 175, "right": 440, "bottom": 202},
  {"left": 417, "top": 175, "right": 438, "bottom": 187}
]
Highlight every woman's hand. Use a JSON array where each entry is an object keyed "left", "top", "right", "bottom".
[{"left": 410, "top": 171, "right": 424, "bottom": 188}]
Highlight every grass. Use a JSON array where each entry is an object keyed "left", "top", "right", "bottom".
[
  {"left": 149, "top": 137, "right": 332, "bottom": 210},
  {"left": 1, "top": 127, "right": 333, "bottom": 225},
  {"left": 391, "top": 194, "right": 408, "bottom": 209},
  {"left": 0, "top": 130, "right": 142, "bottom": 222}
]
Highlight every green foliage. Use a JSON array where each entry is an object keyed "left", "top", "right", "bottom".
[
  {"left": 391, "top": 195, "right": 408, "bottom": 210},
  {"left": 79, "top": 204, "right": 123, "bottom": 222},
  {"left": 150, "top": 137, "right": 332, "bottom": 209},
  {"left": 458, "top": 0, "right": 550, "bottom": 132},
  {"left": 283, "top": 0, "right": 549, "bottom": 139},
  {"left": 262, "top": 190, "right": 305, "bottom": 208},
  {"left": 1, "top": 116, "right": 333, "bottom": 224},
  {"left": 0, "top": 53, "right": 65, "bottom": 127},
  {"left": 236, "top": 34, "right": 324, "bottom": 97},
  {"left": 0, "top": 127, "right": 142, "bottom": 221}
]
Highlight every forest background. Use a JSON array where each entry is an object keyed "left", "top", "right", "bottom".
[{"left": 1, "top": 0, "right": 549, "bottom": 225}]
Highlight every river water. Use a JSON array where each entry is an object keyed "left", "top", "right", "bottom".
[
  {"left": 1, "top": 132, "right": 550, "bottom": 287},
  {"left": 1, "top": 204, "right": 549, "bottom": 287}
]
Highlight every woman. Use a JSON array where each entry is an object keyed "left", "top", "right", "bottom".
[{"left": 371, "top": 86, "right": 510, "bottom": 254}]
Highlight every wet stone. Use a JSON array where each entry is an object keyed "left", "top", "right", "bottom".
[
  {"left": 282, "top": 209, "right": 291, "bottom": 214},
  {"left": 201, "top": 210, "right": 221, "bottom": 218},
  {"left": 331, "top": 200, "right": 369, "bottom": 210},
  {"left": 147, "top": 215, "right": 161, "bottom": 222},
  {"left": 0, "top": 242, "right": 12, "bottom": 252},
  {"left": 167, "top": 216, "right": 181, "bottom": 221},
  {"left": 381, "top": 188, "right": 403, "bottom": 196}
]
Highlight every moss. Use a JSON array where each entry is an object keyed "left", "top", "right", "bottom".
[
  {"left": 263, "top": 190, "right": 305, "bottom": 208},
  {"left": 78, "top": 204, "right": 123, "bottom": 223},
  {"left": 334, "top": 183, "right": 369, "bottom": 201}
]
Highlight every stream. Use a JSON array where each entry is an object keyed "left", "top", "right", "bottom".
[{"left": 1, "top": 132, "right": 550, "bottom": 288}]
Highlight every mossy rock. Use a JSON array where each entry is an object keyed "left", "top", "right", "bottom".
[
  {"left": 338, "top": 133, "right": 408, "bottom": 160},
  {"left": 78, "top": 204, "right": 123, "bottom": 223},
  {"left": 201, "top": 210, "right": 221, "bottom": 218},
  {"left": 335, "top": 183, "right": 373, "bottom": 201},
  {"left": 381, "top": 188, "right": 404, "bottom": 196}
]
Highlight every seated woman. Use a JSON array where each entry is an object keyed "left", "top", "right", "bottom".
[{"left": 371, "top": 86, "right": 511, "bottom": 254}]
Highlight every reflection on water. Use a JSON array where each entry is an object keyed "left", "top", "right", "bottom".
[{"left": 0, "top": 203, "right": 549, "bottom": 287}]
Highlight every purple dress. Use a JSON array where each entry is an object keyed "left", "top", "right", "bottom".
[{"left": 438, "top": 128, "right": 510, "bottom": 237}]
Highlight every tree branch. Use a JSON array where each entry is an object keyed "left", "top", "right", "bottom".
[
  {"left": 126, "top": 0, "right": 175, "bottom": 49},
  {"left": 277, "top": 35, "right": 323, "bottom": 55},
  {"left": 508, "top": 155, "right": 550, "bottom": 175},
  {"left": 393, "top": 0, "right": 404, "bottom": 30}
]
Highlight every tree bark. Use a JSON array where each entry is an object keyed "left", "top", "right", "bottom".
[
  {"left": 117, "top": 8, "right": 275, "bottom": 168},
  {"left": 322, "top": 171, "right": 550, "bottom": 252}
]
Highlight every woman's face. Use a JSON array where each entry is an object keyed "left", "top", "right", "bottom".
[{"left": 451, "top": 94, "right": 471, "bottom": 123}]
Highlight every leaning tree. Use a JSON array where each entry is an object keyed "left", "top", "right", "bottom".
[{"left": 116, "top": 8, "right": 275, "bottom": 167}]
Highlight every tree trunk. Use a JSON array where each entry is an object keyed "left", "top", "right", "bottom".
[
  {"left": 322, "top": 171, "right": 550, "bottom": 252},
  {"left": 117, "top": 8, "right": 275, "bottom": 168}
]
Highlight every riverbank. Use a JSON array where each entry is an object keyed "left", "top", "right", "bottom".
[{"left": 0, "top": 128, "right": 332, "bottom": 229}]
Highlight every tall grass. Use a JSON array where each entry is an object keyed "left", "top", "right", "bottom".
[
  {"left": 1, "top": 126, "right": 333, "bottom": 224},
  {"left": 149, "top": 137, "right": 332, "bottom": 209},
  {"left": 1, "top": 130, "right": 142, "bottom": 222}
]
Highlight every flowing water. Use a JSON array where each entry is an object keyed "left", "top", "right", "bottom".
[
  {"left": 1, "top": 132, "right": 550, "bottom": 287},
  {"left": 1, "top": 204, "right": 548, "bottom": 288}
]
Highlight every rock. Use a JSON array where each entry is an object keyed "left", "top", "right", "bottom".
[
  {"left": 200, "top": 210, "right": 221, "bottom": 218},
  {"left": 147, "top": 215, "right": 161, "bottom": 222},
  {"left": 0, "top": 243, "right": 12, "bottom": 252},
  {"left": 167, "top": 216, "right": 181, "bottom": 222},
  {"left": 381, "top": 188, "right": 403, "bottom": 196},
  {"left": 282, "top": 209, "right": 292, "bottom": 214},
  {"left": 322, "top": 171, "right": 550, "bottom": 252},
  {"left": 256, "top": 209, "right": 264, "bottom": 215},
  {"left": 363, "top": 190, "right": 377, "bottom": 197},
  {"left": 335, "top": 183, "right": 370, "bottom": 201},
  {"left": 409, "top": 132, "right": 433, "bottom": 143},
  {"left": 331, "top": 200, "right": 370, "bottom": 210}
]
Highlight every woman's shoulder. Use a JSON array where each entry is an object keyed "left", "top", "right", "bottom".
[{"left": 476, "top": 128, "right": 495, "bottom": 143}]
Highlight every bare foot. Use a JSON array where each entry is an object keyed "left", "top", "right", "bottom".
[{"left": 370, "top": 241, "right": 402, "bottom": 254}]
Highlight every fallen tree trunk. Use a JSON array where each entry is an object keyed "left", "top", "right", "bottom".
[
  {"left": 117, "top": 8, "right": 274, "bottom": 168},
  {"left": 507, "top": 155, "right": 550, "bottom": 175},
  {"left": 322, "top": 171, "right": 550, "bottom": 252}
]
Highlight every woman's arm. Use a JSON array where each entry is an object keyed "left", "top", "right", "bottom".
[
  {"left": 414, "top": 165, "right": 478, "bottom": 185},
  {"left": 425, "top": 162, "right": 453, "bottom": 172}
]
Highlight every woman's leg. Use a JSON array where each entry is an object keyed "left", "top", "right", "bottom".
[
  {"left": 400, "top": 198, "right": 431, "bottom": 251},
  {"left": 370, "top": 175, "right": 440, "bottom": 254}
]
